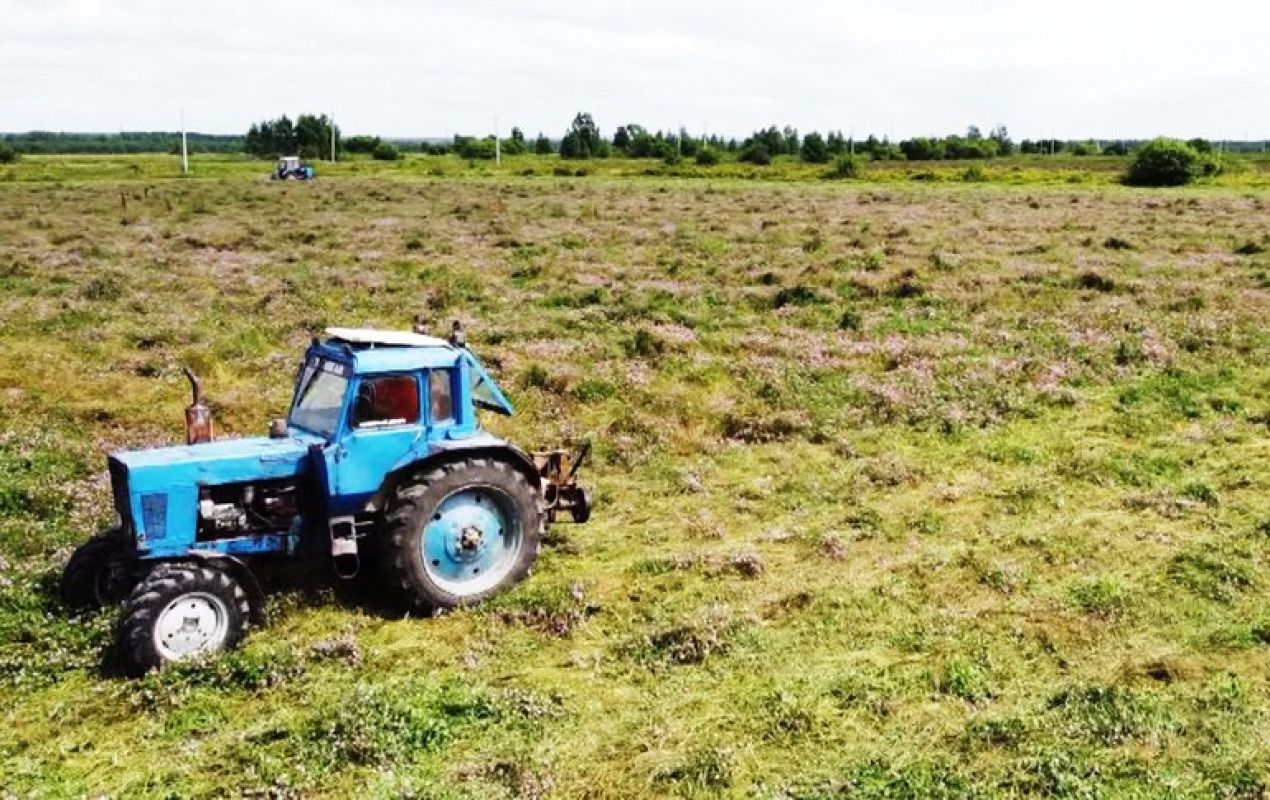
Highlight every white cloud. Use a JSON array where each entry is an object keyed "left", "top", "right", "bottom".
[{"left": 1, "top": 0, "right": 1266, "bottom": 139}]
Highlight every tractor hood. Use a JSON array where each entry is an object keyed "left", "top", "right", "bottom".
[
  {"left": 109, "top": 434, "right": 324, "bottom": 549},
  {"left": 112, "top": 434, "right": 322, "bottom": 483}
]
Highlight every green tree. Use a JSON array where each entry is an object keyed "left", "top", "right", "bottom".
[
  {"left": 782, "top": 126, "right": 800, "bottom": 155},
  {"left": 533, "top": 133, "right": 554, "bottom": 155},
  {"left": 990, "top": 126, "right": 1014, "bottom": 156},
  {"left": 454, "top": 135, "right": 497, "bottom": 160},
  {"left": 294, "top": 114, "right": 339, "bottom": 160},
  {"left": 738, "top": 143, "right": 772, "bottom": 165},
  {"left": 900, "top": 137, "right": 944, "bottom": 160},
  {"left": 273, "top": 116, "right": 296, "bottom": 155},
  {"left": 501, "top": 135, "right": 527, "bottom": 156},
  {"left": 560, "top": 112, "right": 607, "bottom": 160},
  {"left": 344, "top": 135, "right": 381, "bottom": 154},
  {"left": 372, "top": 142, "right": 402, "bottom": 161},
  {"left": 1124, "top": 138, "right": 1200, "bottom": 186},
  {"left": 800, "top": 132, "right": 829, "bottom": 163},
  {"left": 695, "top": 148, "right": 720, "bottom": 166}
]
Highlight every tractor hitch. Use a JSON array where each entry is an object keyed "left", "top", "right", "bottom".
[{"left": 534, "top": 442, "right": 592, "bottom": 523}]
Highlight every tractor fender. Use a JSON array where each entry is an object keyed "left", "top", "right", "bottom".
[
  {"left": 370, "top": 440, "right": 542, "bottom": 513},
  {"left": 185, "top": 550, "right": 268, "bottom": 626}
]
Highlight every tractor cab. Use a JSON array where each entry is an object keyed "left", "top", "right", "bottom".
[{"left": 289, "top": 327, "right": 518, "bottom": 516}]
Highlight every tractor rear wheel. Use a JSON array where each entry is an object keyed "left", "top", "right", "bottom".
[
  {"left": 60, "top": 533, "right": 136, "bottom": 611},
  {"left": 382, "top": 458, "right": 543, "bottom": 612},
  {"left": 118, "top": 562, "right": 250, "bottom": 674}
]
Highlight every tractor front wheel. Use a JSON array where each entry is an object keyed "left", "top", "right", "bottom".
[
  {"left": 60, "top": 533, "right": 136, "bottom": 611},
  {"left": 382, "top": 458, "right": 543, "bottom": 612},
  {"left": 118, "top": 563, "right": 250, "bottom": 674}
]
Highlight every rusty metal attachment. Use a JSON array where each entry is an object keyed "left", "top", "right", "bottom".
[
  {"left": 533, "top": 442, "right": 592, "bottom": 523},
  {"left": 182, "top": 367, "right": 214, "bottom": 445}
]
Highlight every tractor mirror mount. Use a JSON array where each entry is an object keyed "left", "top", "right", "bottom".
[
  {"left": 449, "top": 319, "right": 466, "bottom": 348},
  {"left": 268, "top": 418, "right": 288, "bottom": 439}
]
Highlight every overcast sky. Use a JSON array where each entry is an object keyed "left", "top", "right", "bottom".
[{"left": 3, "top": 0, "right": 1267, "bottom": 140}]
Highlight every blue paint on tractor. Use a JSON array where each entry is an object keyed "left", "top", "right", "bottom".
[{"left": 104, "top": 330, "right": 541, "bottom": 562}]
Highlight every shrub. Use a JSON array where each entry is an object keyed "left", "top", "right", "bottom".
[
  {"left": 343, "top": 135, "right": 381, "bottom": 154},
  {"left": 961, "top": 164, "right": 986, "bottom": 182},
  {"left": 799, "top": 132, "right": 829, "bottom": 164},
  {"left": 826, "top": 155, "right": 860, "bottom": 180},
  {"left": 454, "top": 136, "right": 496, "bottom": 160},
  {"left": 371, "top": 142, "right": 402, "bottom": 161},
  {"left": 695, "top": 148, "right": 720, "bottom": 166},
  {"left": 1124, "top": 138, "right": 1199, "bottom": 187},
  {"left": 900, "top": 137, "right": 944, "bottom": 160},
  {"left": 738, "top": 144, "right": 771, "bottom": 165},
  {"left": 0, "top": 145, "right": 18, "bottom": 164}
]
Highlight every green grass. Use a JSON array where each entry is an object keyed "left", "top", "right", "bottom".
[
  {"left": 4, "top": 150, "right": 1270, "bottom": 188},
  {"left": 1, "top": 158, "right": 1269, "bottom": 797}
]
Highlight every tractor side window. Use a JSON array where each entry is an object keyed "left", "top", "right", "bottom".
[
  {"left": 350, "top": 375, "right": 419, "bottom": 429},
  {"left": 429, "top": 369, "right": 454, "bottom": 423}
]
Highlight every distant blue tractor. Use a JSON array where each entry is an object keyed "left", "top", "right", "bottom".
[
  {"left": 62, "top": 326, "right": 591, "bottom": 672},
  {"left": 271, "top": 155, "right": 314, "bottom": 180}
]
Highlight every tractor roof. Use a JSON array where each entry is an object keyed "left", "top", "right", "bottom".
[
  {"left": 326, "top": 327, "right": 450, "bottom": 348},
  {"left": 318, "top": 327, "right": 461, "bottom": 374}
]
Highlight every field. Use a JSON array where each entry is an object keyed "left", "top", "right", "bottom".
[{"left": 1, "top": 154, "right": 1269, "bottom": 798}]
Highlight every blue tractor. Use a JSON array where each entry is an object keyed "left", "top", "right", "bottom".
[
  {"left": 61, "top": 325, "right": 591, "bottom": 672},
  {"left": 271, "top": 155, "right": 314, "bottom": 180}
]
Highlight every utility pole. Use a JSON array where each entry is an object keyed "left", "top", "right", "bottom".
[
  {"left": 495, "top": 116, "right": 501, "bottom": 166},
  {"left": 330, "top": 113, "right": 336, "bottom": 162},
  {"left": 180, "top": 109, "right": 189, "bottom": 175}
]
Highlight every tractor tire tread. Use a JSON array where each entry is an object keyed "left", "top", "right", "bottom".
[
  {"left": 60, "top": 533, "right": 132, "bottom": 611},
  {"left": 118, "top": 562, "right": 250, "bottom": 675},
  {"left": 381, "top": 458, "right": 544, "bottom": 613}
]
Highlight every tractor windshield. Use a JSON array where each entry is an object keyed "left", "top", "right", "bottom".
[{"left": 289, "top": 357, "right": 351, "bottom": 437}]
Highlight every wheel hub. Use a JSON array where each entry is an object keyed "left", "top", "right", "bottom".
[
  {"left": 422, "top": 487, "right": 523, "bottom": 596},
  {"left": 154, "top": 592, "right": 229, "bottom": 660},
  {"left": 458, "top": 525, "right": 484, "bottom": 552}
]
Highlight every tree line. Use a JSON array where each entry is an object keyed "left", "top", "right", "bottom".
[
  {"left": 0, "top": 131, "right": 243, "bottom": 155},
  {"left": 1, "top": 114, "right": 1259, "bottom": 165},
  {"left": 244, "top": 115, "right": 340, "bottom": 159}
]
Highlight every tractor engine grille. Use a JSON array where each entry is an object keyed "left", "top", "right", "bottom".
[{"left": 107, "top": 456, "right": 133, "bottom": 534}]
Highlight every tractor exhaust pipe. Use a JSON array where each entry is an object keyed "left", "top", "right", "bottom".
[{"left": 182, "top": 367, "right": 214, "bottom": 445}]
